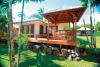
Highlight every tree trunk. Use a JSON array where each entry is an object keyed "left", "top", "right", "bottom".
[
  {"left": 7, "top": 0, "right": 15, "bottom": 67},
  {"left": 17, "top": 45, "right": 21, "bottom": 67},
  {"left": 89, "top": 0, "right": 94, "bottom": 48},
  {"left": 17, "top": 0, "right": 25, "bottom": 67},
  {"left": 20, "top": 0, "right": 24, "bottom": 33},
  {"left": 83, "top": 18, "right": 91, "bottom": 47},
  {"left": 92, "top": 6, "right": 96, "bottom": 54}
]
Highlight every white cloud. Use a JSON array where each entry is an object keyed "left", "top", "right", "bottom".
[
  {"left": 12, "top": 2, "right": 42, "bottom": 22},
  {"left": 93, "top": 13, "right": 100, "bottom": 22}
]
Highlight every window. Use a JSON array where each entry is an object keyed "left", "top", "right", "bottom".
[
  {"left": 22, "top": 25, "right": 24, "bottom": 33},
  {"left": 26, "top": 25, "right": 29, "bottom": 34},
  {"left": 40, "top": 25, "right": 44, "bottom": 34},
  {"left": 31, "top": 24, "right": 34, "bottom": 34}
]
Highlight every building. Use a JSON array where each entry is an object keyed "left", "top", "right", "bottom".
[
  {"left": 13, "top": 7, "right": 86, "bottom": 46},
  {"left": 77, "top": 27, "right": 92, "bottom": 36},
  {"left": 13, "top": 20, "right": 47, "bottom": 35}
]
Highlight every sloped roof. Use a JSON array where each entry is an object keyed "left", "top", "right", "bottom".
[{"left": 43, "top": 7, "right": 86, "bottom": 23}]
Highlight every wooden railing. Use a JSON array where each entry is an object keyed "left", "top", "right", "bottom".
[
  {"left": 57, "top": 30, "right": 76, "bottom": 41},
  {"left": 27, "top": 30, "right": 76, "bottom": 42}
]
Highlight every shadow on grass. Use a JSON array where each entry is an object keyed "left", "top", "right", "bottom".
[
  {"left": 0, "top": 44, "right": 8, "bottom": 56},
  {"left": 19, "top": 50, "right": 67, "bottom": 67},
  {"left": 81, "top": 53, "right": 100, "bottom": 63},
  {"left": 0, "top": 60, "right": 4, "bottom": 67},
  {"left": 77, "top": 38, "right": 90, "bottom": 47},
  {"left": 0, "top": 43, "right": 18, "bottom": 56},
  {"left": 97, "top": 64, "right": 100, "bottom": 67},
  {"left": 1, "top": 42, "right": 100, "bottom": 67},
  {"left": 77, "top": 38, "right": 100, "bottom": 63},
  {"left": 79, "top": 48, "right": 100, "bottom": 64}
]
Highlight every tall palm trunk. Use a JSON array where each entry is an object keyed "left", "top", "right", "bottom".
[
  {"left": 92, "top": 5, "right": 96, "bottom": 53},
  {"left": 17, "top": 0, "right": 24, "bottom": 67},
  {"left": 8, "top": 0, "right": 15, "bottom": 67},
  {"left": 89, "top": 0, "right": 94, "bottom": 48},
  {"left": 83, "top": 18, "right": 91, "bottom": 47}
]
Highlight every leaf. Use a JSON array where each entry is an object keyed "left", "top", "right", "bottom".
[{"left": 17, "top": 33, "right": 28, "bottom": 46}]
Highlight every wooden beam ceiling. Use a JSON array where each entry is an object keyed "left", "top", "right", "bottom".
[{"left": 43, "top": 7, "right": 86, "bottom": 23}]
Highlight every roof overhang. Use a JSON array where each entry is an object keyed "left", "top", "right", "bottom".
[{"left": 43, "top": 7, "right": 86, "bottom": 24}]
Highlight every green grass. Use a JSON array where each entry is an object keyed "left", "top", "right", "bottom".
[
  {"left": 0, "top": 45, "right": 100, "bottom": 67},
  {"left": 96, "top": 31, "right": 100, "bottom": 36},
  {"left": 0, "top": 44, "right": 9, "bottom": 67},
  {"left": 96, "top": 36, "right": 100, "bottom": 48},
  {"left": 0, "top": 36, "right": 100, "bottom": 67},
  {"left": 77, "top": 36, "right": 100, "bottom": 48}
]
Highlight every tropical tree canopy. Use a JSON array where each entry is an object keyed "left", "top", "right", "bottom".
[
  {"left": 79, "top": 0, "right": 100, "bottom": 7},
  {"left": 30, "top": 8, "right": 44, "bottom": 20},
  {"left": 0, "top": 0, "right": 44, "bottom": 16}
]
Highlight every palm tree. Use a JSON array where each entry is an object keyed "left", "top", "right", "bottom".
[
  {"left": 17, "top": 12, "right": 26, "bottom": 18},
  {"left": 0, "top": 0, "right": 44, "bottom": 67},
  {"left": 18, "top": 1, "right": 44, "bottom": 67},
  {"left": 30, "top": 8, "right": 44, "bottom": 20},
  {"left": 79, "top": 0, "right": 100, "bottom": 7},
  {"left": 79, "top": 0, "right": 100, "bottom": 50}
]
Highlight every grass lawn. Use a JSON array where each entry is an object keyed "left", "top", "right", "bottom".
[
  {"left": 77, "top": 36, "right": 100, "bottom": 48},
  {"left": 0, "top": 36, "right": 100, "bottom": 67},
  {"left": 96, "top": 31, "right": 100, "bottom": 36}
]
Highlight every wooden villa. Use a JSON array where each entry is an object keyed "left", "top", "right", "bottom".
[{"left": 13, "top": 7, "right": 86, "bottom": 53}]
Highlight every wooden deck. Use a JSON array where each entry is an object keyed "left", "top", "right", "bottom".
[{"left": 29, "top": 37, "right": 76, "bottom": 46}]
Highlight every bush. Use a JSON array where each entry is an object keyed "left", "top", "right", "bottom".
[{"left": 17, "top": 33, "right": 28, "bottom": 47}]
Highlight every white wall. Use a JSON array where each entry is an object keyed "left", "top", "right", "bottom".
[{"left": 13, "top": 20, "right": 46, "bottom": 35}]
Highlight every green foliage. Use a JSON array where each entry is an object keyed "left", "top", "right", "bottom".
[
  {"left": 17, "top": 12, "right": 27, "bottom": 21},
  {"left": 0, "top": 0, "right": 45, "bottom": 17},
  {"left": 0, "top": 16, "right": 7, "bottom": 24},
  {"left": 81, "top": 23, "right": 94, "bottom": 29},
  {"left": 38, "top": 8, "right": 44, "bottom": 15},
  {"left": 0, "top": 0, "right": 19, "bottom": 15},
  {"left": 76, "top": 25, "right": 81, "bottom": 29},
  {"left": 77, "top": 37, "right": 90, "bottom": 47},
  {"left": 30, "top": 14, "right": 43, "bottom": 20},
  {"left": 79, "top": 0, "right": 100, "bottom": 7},
  {"left": 17, "top": 12, "right": 26, "bottom": 17},
  {"left": 79, "top": 0, "right": 88, "bottom": 7},
  {"left": 30, "top": 8, "right": 44, "bottom": 20},
  {"left": 70, "top": 25, "right": 81, "bottom": 30},
  {"left": 0, "top": 16, "right": 7, "bottom": 37},
  {"left": 17, "top": 33, "right": 28, "bottom": 46},
  {"left": 63, "top": 25, "right": 69, "bottom": 30},
  {"left": 95, "top": 22, "right": 100, "bottom": 31},
  {"left": 1, "top": 44, "right": 100, "bottom": 67}
]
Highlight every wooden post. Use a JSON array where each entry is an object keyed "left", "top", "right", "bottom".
[
  {"left": 60, "top": 45, "right": 62, "bottom": 53},
  {"left": 75, "top": 21, "right": 77, "bottom": 46},
  {"left": 69, "top": 22, "right": 70, "bottom": 30},
  {"left": 36, "top": 34, "right": 37, "bottom": 40},
  {"left": 47, "top": 22, "right": 50, "bottom": 40}
]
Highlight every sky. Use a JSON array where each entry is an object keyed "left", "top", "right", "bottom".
[{"left": 12, "top": 0, "right": 100, "bottom": 25}]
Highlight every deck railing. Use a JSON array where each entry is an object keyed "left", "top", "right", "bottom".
[{"left": 28, "top": 30, "right": 76, "bottom": 42}]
